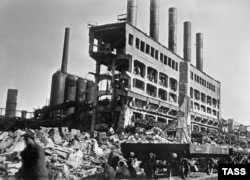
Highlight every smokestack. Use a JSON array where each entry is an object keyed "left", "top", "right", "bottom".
[
  {"left": 61, "top": 27, "right": 70, "bottom": 73},
  {"left": 196, "top": 33, "right": 203, "bottom": 71},
  {"left": 150, "top": 0, "right": 159, "bottom": 41},
  {"left": 168, "top": 7, "right": 177, "bottom": 53},
  {"left": 183, "top": 21, "right": 191, "bottom": 61},
  {"left": 127, "top": 0, "right": 138, "bottom": 26},
  {"left": 5, "top": 89, "right": 18, "bottom": 117}
]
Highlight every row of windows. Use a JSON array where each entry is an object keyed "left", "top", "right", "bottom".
[
  {"left": 191, "top": 101, "right": 218, "bottom": 116},
  {"left": 128, "top": 34, "right": 179, "bottom": 71},
  {"left": 133, "top": 112, "right": 174, "bottom": 125},
  {"left": 190, "top": 71, "right": 216, "bottom": 92},
  {"left": 134, "top": 60, "right": 178, "bottom": 91},
  {"left": 133, "top": 78, "right": 178, "bottom": 103},
  {"left": 190, "top": 87, "right": 219, "bottom": 109}
]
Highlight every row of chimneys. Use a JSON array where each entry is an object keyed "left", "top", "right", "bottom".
[{"left": 127, "top": 0, "right": 203, "bottom": 71}]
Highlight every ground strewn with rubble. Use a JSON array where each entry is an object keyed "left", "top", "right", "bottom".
[{"left": 0, "top": 126, "right": 225, "bottom": 179}]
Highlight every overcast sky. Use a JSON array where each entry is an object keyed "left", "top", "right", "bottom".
[{"left": 0, "top": 0, "right": 250, "bottom": 125}]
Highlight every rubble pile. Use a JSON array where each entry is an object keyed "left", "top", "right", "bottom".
[
  {"left": 0, "top": 125, "right": 248, "bottom": 179},
  {"left": 0, "top": 126, "right": 178, "bottom": 179}
]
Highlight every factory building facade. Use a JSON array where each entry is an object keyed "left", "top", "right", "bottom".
[{"left": 88, "top": 0, "right": 221, "bottom": 132}]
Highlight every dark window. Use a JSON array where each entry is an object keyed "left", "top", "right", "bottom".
[
  {"left": 159, "top": 72, "right": 168, "bottom": 87},
  {"left": 135, "top": 38, "right": 140, "bottom": 49},
  {"left": 146, "top": 84, "right": 157, "bottom": 97},
  {"left": 160, "top": 53, "right": 163, "bottom": 62},
  {"left": 133, "top": 79, "right": 145, "bottom": 90},
  {"left": 171, "top": 60, "right": 175, "bottom": 69},
  {"left": 175, "top": 62, "right": 178, "bottom": 71},
  {"left": 158, "top": 89, "right": 167, "bottom": 101},
  {"left": 191, "top": 72, "right": 193, "bottom": 80},
  {"left": 140, "top": 41, "right": 145, "bottom": 52},
  {"left": 155, "top": 50, "right": 158, "bottom": 60},
  {"left": 128, "top": 34, "right": 133, "bottom": 45},
  {"left": 190, "top": 87, "right": 193, "bottom": 98},
  {"left": 151, "top": 47, "right": 155, "bottom": 57},
  {"left": 164, "top": 55, "right": 168, "bottom": 65},
  {"left": 168, "top": 58, "right": 171, "bottom": 67},
  {"left": 146, "top": 44, "right": 150, "bottom": 54}
]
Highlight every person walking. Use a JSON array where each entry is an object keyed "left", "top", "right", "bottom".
[
  {"left": 17, "top": 133, "right": 48, "bottom": 180},
  {"left": 102, "top": 162, "right": 116, "bottom": 180}
]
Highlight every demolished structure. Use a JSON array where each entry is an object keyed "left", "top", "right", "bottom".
[{"left": 0, "top": 0, "right": 250, "bottom": 179}]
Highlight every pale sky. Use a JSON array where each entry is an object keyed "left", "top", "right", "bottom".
[{"left": 0, "top": 0, "right": 250, "bottom": 125}]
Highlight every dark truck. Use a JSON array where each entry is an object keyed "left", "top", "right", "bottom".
[{"left": 121, "top": 143, "right": 229, "bottom": 179}]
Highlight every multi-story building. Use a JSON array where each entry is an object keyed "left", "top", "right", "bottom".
[{"left": 88, "top": 0, "right": 220, "bottom": 132}]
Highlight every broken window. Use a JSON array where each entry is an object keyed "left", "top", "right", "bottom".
[
  {"left": 134, "top": 99, "right": 145, "bottom": 108},
  {"left": 158, "top": 88, "right": 167, "bottom": 101},
  {"left": 169, "top": 109, "right": 177, "bottom": 116},
  {"left": 93, "top": 38, "right": 99, "bottom": 52},
  {"left": 194, "top": 102, "right": 200, "bottom": 110},
  {"left": 146, "top": 84, "right": 157, "bottom": 97},
  {"left": 159, "top": 106, "right": 169, "bottom": 114},
  {"left": 207, "top": 96, "right": 212, "bottom": 105},
  {"left": 159, "top": 73, "right": 168, "bottom": 87},
  {"left": 157, "top": 117, "right": 167, "bottom": 123},
  {"left": 207, "top": 107, "right": 211, "bottom": 114},
  {"left": 212, "top": 98, "right": 217, "bottom": 108},
  {"left": 149, "top": 103, "right": 158, "bottom": 111},
  {"left": 201, "top": 105, "right": 206, "bottom": 112},
  {"left": 169, "top": 78, "right": 177, "bottom": 91},
  {"left": 147, "top": 67, "right": 158, "bottom": 83},
  {"left": 133, "top": 79, "right": 145, "bottom": 90},
  {"left": 145, "top": 114, "right": 156, "bottom": 126},
  {"left": 134, "top": 60, "right": 145, "bottom": 77},
  {"left": 135, "top": 38, "right": 140, "bottom": 49},
  {"left": 128, "top": 34, "right": 133, "bottom": 45},
  {"left": 140, "top": 41, "right": 145, "bottom": 52},
  {"left": 194, "top": 89, "right": 200, "bottom": 100},
  {"left": 133, "top": 112, "right": 143, "bottom": 121},
  {"left": 169, "top": 93, "right": 177, "bottom": 102},
  {"left": 201, "top": 93, "right": 206, "bottom": 103}
]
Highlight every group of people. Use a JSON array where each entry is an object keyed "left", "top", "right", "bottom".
[{"left": 100, "top": 146, "right": 138, "bottom": 180}]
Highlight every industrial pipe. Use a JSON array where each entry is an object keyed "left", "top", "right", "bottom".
[
  {"left": 61, "top": 27, "right": 70, "bottom": 73},
  {"left": 150, "top": 0, "right": 159, "bottom": 41},
  {"left": 184, "top": 21, "right": 191, "bottom": 61},
  {"left": 168, "top": 7, "right": 177, "bottom": 53},
  {"left": 196, "top": 33, "right": 203, "bottom": 71},
  {"left": 127, "top": 0, "right": 138, "bottom": 26}
]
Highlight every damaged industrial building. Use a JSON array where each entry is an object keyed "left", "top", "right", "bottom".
[{"left": 0, "top": 0, "right": 249, "bottom": 179}]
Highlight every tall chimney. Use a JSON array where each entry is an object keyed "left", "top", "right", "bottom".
[
  {"left": 168, "top": 7, "right": 177, "bottom": 53},
  {"left": 5, "top": 89, "right": 18, "bottom": 117},
  {"left": 196, "top": 33, "right": 203, "bottom": 71},
  {"left": 183, "top": 21, "right": 191, "bottom": 61},
  {"left": 127, "top": 0, "right": 138, "bottom": 26},
  {"left": 61, "top": 27, "right": 70, "bottom": 73},
  {"left": 150, "top": 0, "right": 159, "bottom": 41}
]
